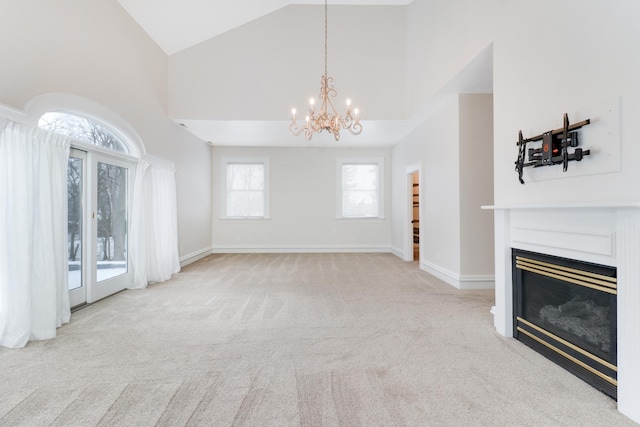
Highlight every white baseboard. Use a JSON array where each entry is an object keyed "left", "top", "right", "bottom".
[
  {"left": 457, "top": 275, "right": 495, "bottom": 290},
  {"left": 420, "top": 260, "right": 495, "bottom": 290},
  {"left": 390, "top": 245, "right": 405, "bottom": 259},
  {"left": 210, "top": 245, "right": 392, "bottom": 254},
  {"left": 179, "top": 246, "right": 213, "bottom": 267}
]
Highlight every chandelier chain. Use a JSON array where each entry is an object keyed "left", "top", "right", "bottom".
[{"left": 324, "top": 0, "right": 328, "bottom": 77}]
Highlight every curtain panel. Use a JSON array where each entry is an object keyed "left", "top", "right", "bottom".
[
  {"left": 130, "top": 157, "right": 180, "bottom": 289},
  {"left": 0, "top": 118, "right": 71, "bottom": 348}
]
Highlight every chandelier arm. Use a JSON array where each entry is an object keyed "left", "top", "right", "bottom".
[
  {"left": 331, "top": 126, "right": 341, "bottom": 141},
  {"left": 304, "top": 127, "right": 314, "bottom": 140},
  {"left": 310, "top": 119, "right": 322, "bottom": 134},
  {"left": 347, "top": 121, "right": 363, "bottom": 136},
  {"left": 289, "top": 120, "right": 305, "bottom": 136}
]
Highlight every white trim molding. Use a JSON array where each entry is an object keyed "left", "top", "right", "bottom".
[
  {"left": 421, "top": 260, "right": 495, "bottom": 290},
  {"left": 390, "top": 245, "right": 405, "bottom": 260},
  {"left": 179, "top": 246, "right": 213, "bottom": 267},
  {"left": 211, "top": 245, "right": 392, "bottom": 254},
  {"left": 0, "top": 102, "right": 28, "bottom": 123}
]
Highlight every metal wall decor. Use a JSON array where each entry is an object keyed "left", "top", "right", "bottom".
[{"left": 515, "top": 113, "right": 591, "bottom": 184}]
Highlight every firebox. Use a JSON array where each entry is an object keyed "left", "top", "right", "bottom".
[{"left": 512, "top": 249, "right": 617, "bottom": 399}]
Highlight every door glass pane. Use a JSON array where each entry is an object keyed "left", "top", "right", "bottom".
[
  {"left": 68, "top": 157, "right": 83, "bottom": 291},
  {"left": 97, "top": 162, "right": 128, "bottom": 282}
]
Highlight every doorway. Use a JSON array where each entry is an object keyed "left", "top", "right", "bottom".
[
  {"left": 67, "top": 149, "right": 133, "bottom": 307},
  {"left": 411, "top": 172, "right": 420, "bottom": 261},
  {"left": 404, "top": 165, "right": 421, "bottom": 262}
]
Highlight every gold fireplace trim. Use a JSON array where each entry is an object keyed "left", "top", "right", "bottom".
[
  {"left": 515, "top": 256, "right": 617, "bottom": 295},
  {"left": 518, "top": 316, "right": 617, "bottom": 384}
]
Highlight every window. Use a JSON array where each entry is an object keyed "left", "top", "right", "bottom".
[
  {"left": 222, "top": 158, "right": 270, "bottom": 218},
  {"left": 38, "top": 112, "right": 129, "bottom": 153},
  {"left": 37, "top": 108, "right": 135, "bottom": 307},
  {"left": 337, "top": 158, "right": 385, "bottom": 219}
]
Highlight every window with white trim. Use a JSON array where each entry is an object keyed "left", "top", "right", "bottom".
[
  {"left": 222, "top": 158, "right": 270, "bottom": 218},
  {"left": 337, "top": 158, "right": 384, "bottom": 218}
]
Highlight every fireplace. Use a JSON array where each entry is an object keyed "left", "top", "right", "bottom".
[
  {"left": 487, "top": 205, "right": 640, "bottom": 422},
  {"left": 512, "top": 249, "right": 617, "bottom": 398}
]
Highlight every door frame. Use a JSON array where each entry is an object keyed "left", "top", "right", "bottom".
[
  {"left": 88, "top": 152, "right": 135, "bottom": 303},
  {"left": 67, "top": 148, "right": 136, "bottom": 306},
  {"left": 404, "top": 164, "right": 421, "bottom": 262},
  {"left": 68, "top": 148, "right": 88, "bottom": 308}
]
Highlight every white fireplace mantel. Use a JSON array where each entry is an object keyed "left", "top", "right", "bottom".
[
  {"left": 483, "top": 201, "right": 640, "bottom": 210},
  {"left": 485, "top": 202, "right": 640, "bottom": 424}
]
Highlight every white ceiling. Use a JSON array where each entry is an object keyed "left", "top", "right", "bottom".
[
  {"left": 117, "top": 0, "right": 413, "bottom": 55},
  {"left": 115, "top": 0, "right": 491, "bottom": 147},
  {"left": 176, "top": 44, "right": 493, "bottom": 147}
]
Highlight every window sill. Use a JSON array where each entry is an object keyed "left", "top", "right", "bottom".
[
  {"left": 335, "top": 217, "right": 386, "bottom": 223},
  {"left": 220, "top": 217, "right": 271, "bottom": 222}
]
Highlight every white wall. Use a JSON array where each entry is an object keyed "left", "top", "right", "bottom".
[
  {"left": 0, "top": 0, "right": 212, "bottom": 260},
  {"left": 407, "top": 0, "right": 640, "bottom": 207},
  {"left": 211, "top": 146, "right": 392, "bottom": 251},
  {"left": 169, "top": 5, "right": 406, "bottom": 121},
  {"left": 493, "top": 0, "right": 640, "bottom": 205},
  {"left": 418, "top": 98, "right": 462, "bottom": 275},
  {"left": 405, "top": 0, "right": 640, "bottom": 264},
  {"left": 406, "top": 0, "right": 497, "bottom": 115},
  {"left": 459, "top": 94, "right": 494, "bottom": 276},
  {"left": 391, "top": 96, "right": 461, "bottom": 272},
  {"left": 391, "top": 94, "right": 494, "bottom": 288}
]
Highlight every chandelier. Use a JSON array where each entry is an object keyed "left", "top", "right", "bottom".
[{"left": 289, "top": 0, "right": 362, "bottom": 141}]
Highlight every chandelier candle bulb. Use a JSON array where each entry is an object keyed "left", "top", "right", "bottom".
[{"left": 288, "top": 0, "right": 363, "bottom": 141}]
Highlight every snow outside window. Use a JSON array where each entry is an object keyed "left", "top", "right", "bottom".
[{"left": 224, "top": 160, "right": 269, "bottom": 218}]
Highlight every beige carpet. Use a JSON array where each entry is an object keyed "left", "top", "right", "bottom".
[{"left": 0, "top": 253, "right": 635, "bottom": 426}]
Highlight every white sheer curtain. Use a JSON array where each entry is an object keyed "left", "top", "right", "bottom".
[
  {"left": 130, "top": 156, "right": 180, "bottom": 289},
  {"left": 0, "top": 118, "right": 71, "bottom": 349}
]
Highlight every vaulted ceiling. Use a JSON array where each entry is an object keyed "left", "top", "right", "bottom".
[
  {"left": 117, "top": 0, "right": 413, "bottom": 55},
  {"left": 115, "top": 0, "right": 492, "bottom": 147}
]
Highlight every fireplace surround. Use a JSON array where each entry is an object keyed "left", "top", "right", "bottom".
[
  {"left": 512, "top": 248, "right": 617, "bottom": 398},
  {"left": 487, "top": 203, "right": 640, "bottom": 423}
]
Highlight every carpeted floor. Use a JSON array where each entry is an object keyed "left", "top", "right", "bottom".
[{"left": 0, "top": 253, "right": 636, "bottom": 426}]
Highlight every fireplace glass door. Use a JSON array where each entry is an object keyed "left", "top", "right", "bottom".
[{"left": 512, "top": 249, "right": 617, "bottom": 398}]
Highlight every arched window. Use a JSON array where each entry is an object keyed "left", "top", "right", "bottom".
[
  {"left": 38, "top": 112, "right": 129, "bottom": 154},
  {"left": 24, "top": 92, "right": 145, "bottom": 158},
  {"left": 34, "top": 107, "right": 138, "bottom": 307}
]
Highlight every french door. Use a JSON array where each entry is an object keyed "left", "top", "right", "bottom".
[{"left": 67, "top": 148, "right": 133, "bottom": 307}]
